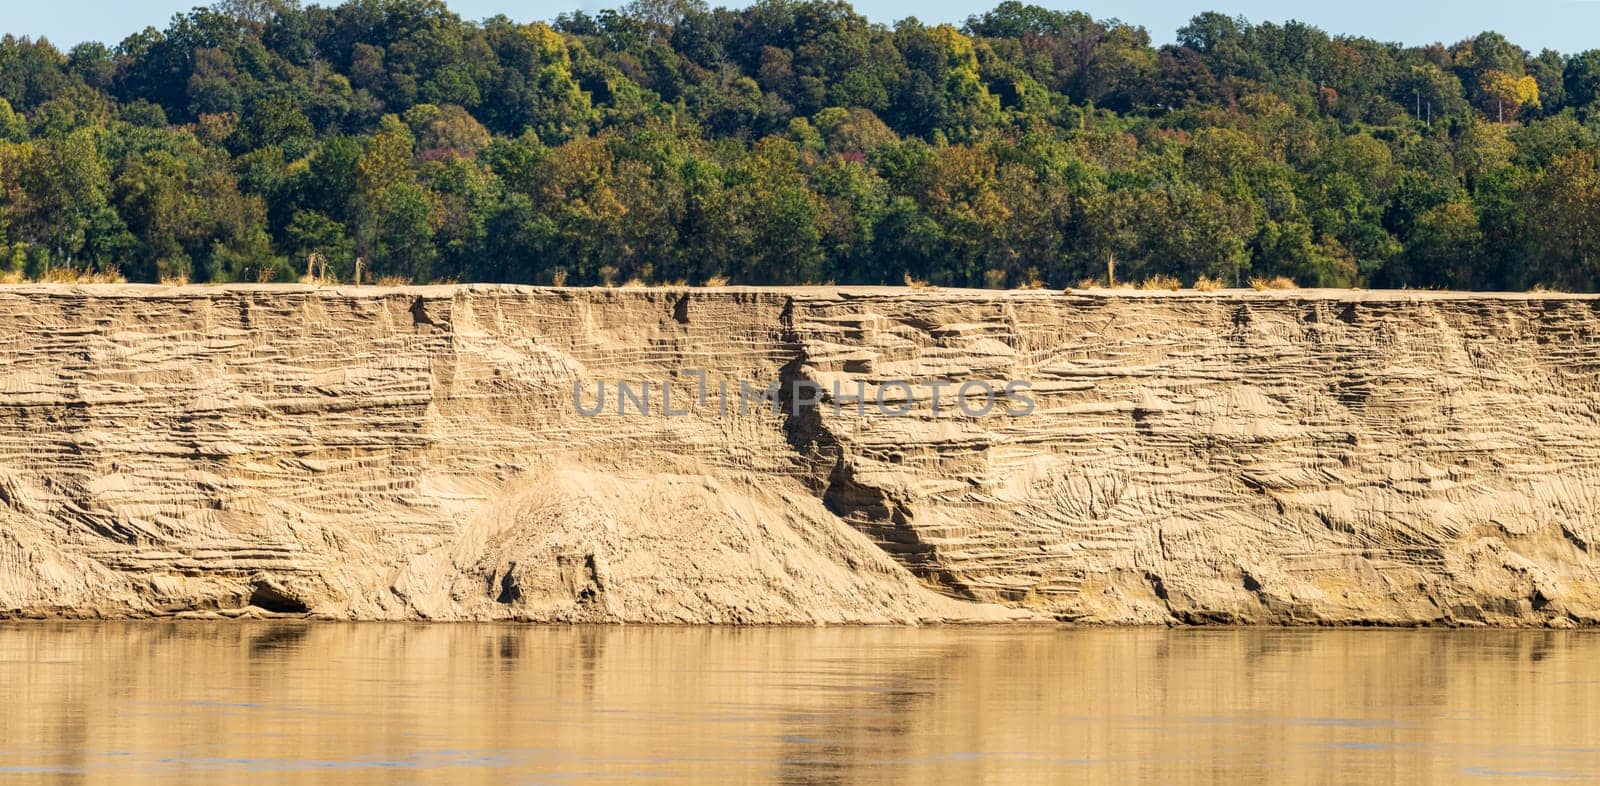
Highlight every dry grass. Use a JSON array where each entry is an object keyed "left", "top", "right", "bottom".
[
  {"left": 301, "top": 252, "right": 329, "bottom": 284},
  {"left": 34, "top": 266, "right": 127, "bottom": 284},
  {"left": 1193, "top": 275, "right": 1224, "bottom": 291},
  {"left": 372, "top": 275, "right": 411, "bottom": 287},
  {"left": 621, "top": 278, "right": 647, "bottom": 288},
  {"left": 1249, "top": 275, "right": 1298, "bottom": 290},
  {"left": 903, "top": 272, "right": 935, "bottom": 289},
  {"left": 1529, "top": 283, "right": 1567, "bottom": 293},
  {"left": 1013, "top": 266, "right": 1046, "bottom": 289},
  {"left": 550, "top": 269, "right": 569, "bottom": 287},
  {"left": 159, "top": 274, "right": 190, "bottom": 286},
  {"left": 1139, "top": 274, "right": 1183, "bottom": 291},
  {"left": 1071, "top": 278, "right": 1135, "bottom": 290}
]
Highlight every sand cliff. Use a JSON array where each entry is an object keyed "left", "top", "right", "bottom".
[{"left": 1, "top": 284, "right": 1598, "bottom": 625}]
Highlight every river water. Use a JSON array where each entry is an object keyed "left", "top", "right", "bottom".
[{"left": 0, "top": 624, "right": 1596, "bottom": 784}]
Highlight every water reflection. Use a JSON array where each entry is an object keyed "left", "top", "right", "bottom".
[{"left": 0, "top": 624, "right": 1597, "bottom": 784}]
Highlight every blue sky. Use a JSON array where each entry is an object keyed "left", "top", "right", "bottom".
[{"left": 7, "top": 1, "right": 1600, "bottom": 53}]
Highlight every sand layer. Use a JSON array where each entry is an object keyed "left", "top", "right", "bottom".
[{"left": 1, "top": 284, "right": 1598, "bottom": 625}]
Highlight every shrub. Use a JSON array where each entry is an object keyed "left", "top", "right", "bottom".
[
  {"left": 1250, "top": 276, "right": 1297, "bottom": 290},
  {"left": 1140, "top": 274, "right": 1182, "bottom": 291}
]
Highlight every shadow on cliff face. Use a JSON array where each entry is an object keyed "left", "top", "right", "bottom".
[{"left": 773, "top": 319, "right": 985, "bottom": 605}]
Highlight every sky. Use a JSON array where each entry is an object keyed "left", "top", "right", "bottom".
[{"left": 5, "top": 0, "right": 1600, "bottom": 54}]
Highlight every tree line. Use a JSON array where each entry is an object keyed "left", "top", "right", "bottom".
[{"left": 2, "top": 0, "right": 1600, "bottom": 289}]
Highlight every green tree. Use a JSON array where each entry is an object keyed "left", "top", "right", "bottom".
[
  {"left": 1527, "top": 150, "right": 1600, "bottom": 288},
  {"left": 1565, "top": 50, "right": 1600, "bottom": 113},
  {"left": 480, "top": 20, "right": 595, "bottom": 142}
]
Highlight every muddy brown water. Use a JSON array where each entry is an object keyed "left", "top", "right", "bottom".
[{"left": 1, "top": 624, "right": 1596, "bottom": 784}]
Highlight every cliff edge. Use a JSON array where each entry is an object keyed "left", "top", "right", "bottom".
[{"left": 2, "top": 284, "right": 1598, "bottom": 625}]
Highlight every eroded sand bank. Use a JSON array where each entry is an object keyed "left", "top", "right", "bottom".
[{"left": 1, "top": 284, "right": 1597, "bottom": 625}]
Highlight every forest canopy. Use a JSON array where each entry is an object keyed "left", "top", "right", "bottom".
[{"left": 3, "top": 0, "right": 1600, "bottom": 290}]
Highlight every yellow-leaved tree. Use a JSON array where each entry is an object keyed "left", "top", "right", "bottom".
[{"left": 1479, "top": 70, "right": 1540, "bottom": 121}]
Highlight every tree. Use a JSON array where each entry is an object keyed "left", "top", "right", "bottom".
[
  {"left": 812, "top": 106, "right": 896, "bottom": 153},
  {"left": 1528, "top": 150, "right": 1600, "bottom": 288},
  {"left": 890, "top": 22, "right": 1000, "bottom": 141},
  {"left": 0, "top": 35, "right": 70, "bottom": 111},
  {"left": 726, "top": 136, "right": 824, "bottom": 282},
  {"left": 1479, "top": 70, "right": 1540, "bottom": 121},
  {"left": 5, "top": 128, "right": 121, "bottom": 268},
  {"left": 1565, "top": 50, "right": 1600, "bottom": 113},
  {"left": 1398, "top": 201, "right": 1483, "bottom": 287},
  {"left": 234, "top": 95, "right": 315, "bottom": 157},
  {"left": 480, "top": 20, "right": 595, "bottom": 142},
  {"left": 368, "top": 181, "right": 438, "bottom": 280},
  {"left": 1128, "top": 182, "right": 1255, "bottom": 284},
  {"left": 0, "top": 98, "right": 25, "bottom": 142},
  {"left": 285, "top": 207, "right": 352, "bottom": 264},
  {"left": 404, "top": 102, "right": 492, "bottom": 156},
  {"left": 1395, "top": 63, "right": 1468, "bottom": 124}
]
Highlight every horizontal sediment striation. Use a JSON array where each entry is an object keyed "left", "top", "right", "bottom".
[{"left": 1, "top": 284, "right": 1597, "bottom": 625}]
